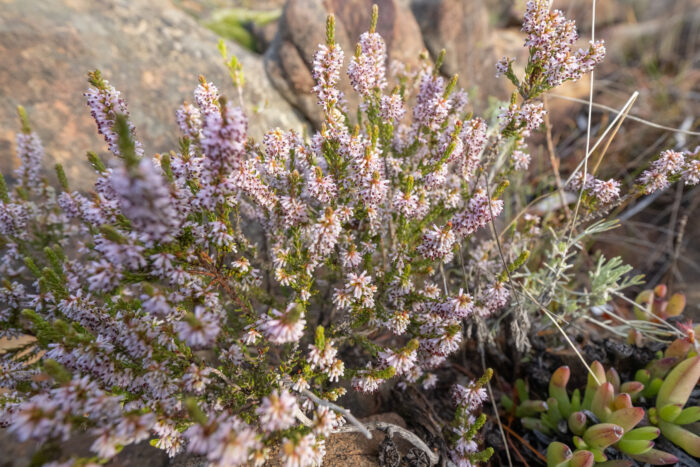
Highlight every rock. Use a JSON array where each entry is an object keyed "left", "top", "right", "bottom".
[
  {"left": 250, "top": 19, "right": 282, "bottom": 53},
  {"left": 411, "top": 0, "right": 530, "bottom": 108},
  {"left": 176, "top": 0, "right": 287, "bottom": 19},
  {"left": 265, "top": 0, "right": 426, "bottom": 128},
  {"left": 323, "top": 412, "right": 414, "bottom": 467},
  {"left": 262, "top": 412, "right": 413, "bottom": 467},
  {"left": 106, "top": 441, "right": 169, "bottom": 467},
  {"left": 0, "top": 429, "right": 34, "bottom": 467},
  {"left": 411, "top": 1, "right": 491, "bottom": 88},
  {"left": 0, "top": 0, "right": 306, "bottom": 190},
  {"left": 601, "top": 9, "right": 700, "bottom": 63},
  {"left": 169, "top": 453, "right": 208, "bottom": 467},
  {"left": 337, "top": 384, "right": 383, "bottom": 419},
  {"left": 527, "top": 0, "right": 665, "bottom": 32}
]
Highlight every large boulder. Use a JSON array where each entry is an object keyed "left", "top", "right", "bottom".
[
  {"left": 410, "top": 0, "right": 530, "bottom": 108},
  {"left": 0, "top": 0, "right": 306, "bottom": 190},
  {"left": 265, "top": 0, "right": 426, "bottom": 128}
]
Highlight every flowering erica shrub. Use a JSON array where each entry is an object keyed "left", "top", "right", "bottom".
[{"left": 1, "top": 1, "right": 698, "bottom": 466}]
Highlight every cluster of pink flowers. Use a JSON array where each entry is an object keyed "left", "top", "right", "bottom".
[
  {"left": 176, "top": 101, "right": 203, "bottom": 141},
  {"left": 348, "top": 31, "right": 387, "bottom": 96},
  {"left": 636, "top": 148, "right": 700, "bottom": 194},
  {"left": 520, "top": 0, "right": 605, "bottom": 90},
  {"left": 413, "top": 72, "right": 450, "bottom": 131},
  {"left": 311, "top": 22, "right": 345, "bottom": 134},
  {"left": 449, "top": 379, "right": 490, "bottom": 466},
  {"left": 452, "top": 381, "right": 488, "bottom": 411},
  {"left": 257, "top": 304, "right": 306, "bottom": 344},
  {"left": 176, "top": 306, "right": 222, "bottom": 348},
  {"left": 453, "top": 189, "right": 504, "bottom": 238},
  {"left": 110, "top": 157, "right": 182, "bottom": 245},
  {"left": 511, "top": 149, "right": 531, "bottom": 170},
  {"left": 380, "top": 92, "right": 405, "bottom": 122},
  {"left": 14, "top": 115, "right": 44, "bottom": 193},
  {"left": 85, "top": 70, "right": 144, "bottom": 157},
  {"left": 0, "top": 201, "right": 28, "bottom": 238},
  {"left": 568, "top": 172, "right": 622, "bottom": 205},
  {"left": 184, "top": 412, "right": 260, "bottom": 465},
  {"left": 499, "top": 100, "right": 546, "bottom": 138}
]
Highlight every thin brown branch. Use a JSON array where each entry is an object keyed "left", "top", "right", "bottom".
[
  {"left": 301, "top": 388, "right": 372, "bottom": 439},
  {"left": 499, "top": 421, "right": 546, "bottom": 463},
  {"left": 506, "top": 433, "right": 531, "bottom": 467}
]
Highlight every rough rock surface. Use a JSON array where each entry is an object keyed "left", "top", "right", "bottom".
[
  {"left": 411, "top": 1, "right": 495, "bottom": 100},
  {"left": 265, "top": 0, "right": 426, "bottom": 128},
  {"left": 410, "top": 0, "right": 532, "bottom": 108},
  {"left": 0, "top": 0, "right": 305, "bottom": 190},
  {"left": 261, "top": 412, "right": 412, "bottom": 467}
]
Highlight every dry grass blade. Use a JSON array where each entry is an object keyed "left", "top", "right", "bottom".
[
  {"left": 564, "top": 91, "right": 639, "bottom": 186},
  {"left": 590, "top": 93, "right": 639, "bottom": 176},
  {"left": 520, "top": 287, "right": 602, "bottom": 385},
  {"left": 549, "top": 94, "right": 700, "bottom": 136},
  {"left": 481, "top": 349, "right": 513, "bottom": 467}
]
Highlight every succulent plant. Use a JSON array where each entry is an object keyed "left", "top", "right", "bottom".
[
  {"left": 546, "top": 440, "right": 633, "bottom": 467},
  {"left": 649, "top": 354, "right": 700, "bottom": 458},
  {"left": 503, "top": 337, "right": 700, "bottom": 465},
  {"left": 626, "top": 285, "right": 699, "bottom": 347},
  {"left": 633, "top": 285, "right": 686, "bottom": 322}
]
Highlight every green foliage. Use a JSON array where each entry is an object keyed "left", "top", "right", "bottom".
[
  {"left": 0, "top": 172, "right": 10, "bottom": 204},
  {"left": 448, "top": 369, "right": 495, "bottom": 465},
  {"left": 114, "top": 114, "right": 139, "bottom": 167},
  {"left": 17, "top": 105, "right": 32, "bottom": 134},
  {"left": 218, "top": 39, "right": 245, "bottom": 90},
  {"left": 205, "top": 8, "right": 280, "bottom": 52},
  {"left": 515, "top": 220, "right": 642, "bottom": 327},
  {"left": 86, "top": 151, "right": 106, "bottom": 173},
  {"left": 43, "top": 359, "right": 72, "bottom": 384},
  {"left": 589, "top": 255, "right": 643, "bottom": 306}
]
